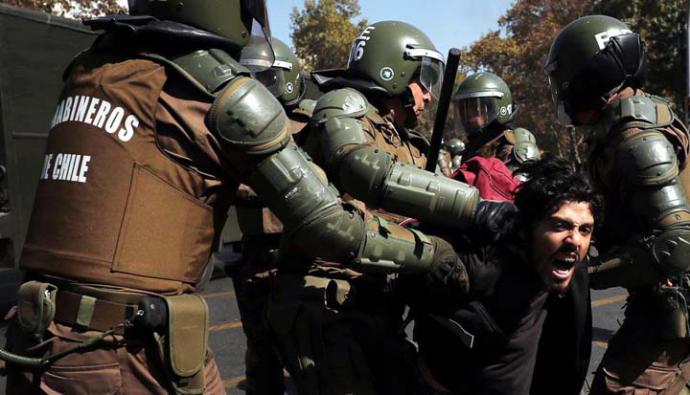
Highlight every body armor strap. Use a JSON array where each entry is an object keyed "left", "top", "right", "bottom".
[{"left": 604, "top": 95, "right": 675, "bottom": 134}]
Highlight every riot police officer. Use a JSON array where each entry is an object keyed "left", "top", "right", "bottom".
[
  {"left": 228, "top": 36, "right": 320, "bottom": 394},
  {"left": 546, "top": 15, "right": 690, "bottom": 394},
  {"left": 266, "top": 20, "right": 501, "bottom": 395},
  {"left": 438, "top": 137, "right": 465, "bottom": 176},
  {"left": 453, "top": 72, "right": 540, "bottom": 170},
  {"left": 4, "top": 3, "right": 468, "bottom": 394}
]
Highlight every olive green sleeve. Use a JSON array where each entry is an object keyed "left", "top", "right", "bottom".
[
  {"left": 591, "top": 129, "right": 690, "bottom": 288},
  {"left": 206, "top": 76, "right": 448, "bottom": 274},
  {"left": 312, "top": 88, "right": 480, "bottom": 229}
]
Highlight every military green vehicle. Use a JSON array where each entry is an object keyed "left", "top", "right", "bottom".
[{"left": 0, "top": 4, "right": 97, "bottom": 313}]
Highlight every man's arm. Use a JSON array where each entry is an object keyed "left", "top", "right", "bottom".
[
  {"left": 311, "top": 88, "right": 481, "bottom": 229},
  {"left": 204, "top": 75, "right": 466, "bottom": 284},
  {"left": 590, "top": 128, "right": 690, "bottom": 288}
]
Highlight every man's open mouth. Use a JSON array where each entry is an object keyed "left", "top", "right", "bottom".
[{"left": 551, "top": 254, "right": 577, "bottom": 280}]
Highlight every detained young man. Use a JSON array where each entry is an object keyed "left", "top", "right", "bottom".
[{"left": 410, "top": 156, "right": 599, "bottom": 395}]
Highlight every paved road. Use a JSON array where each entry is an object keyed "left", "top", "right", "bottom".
[
  {"left": 207, "top": 267, "right": 628, "bottom": 394},
  {"left": 0, "top": 266, "right": 627, "bottom": 394}
]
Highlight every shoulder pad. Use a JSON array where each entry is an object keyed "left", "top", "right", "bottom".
[
  {"left": 141, "top": 49, "right": 250, "bottom": 98},
  {"left": 616, "top": 130, "right": 678, "bottom": 186},
  {"left": 312, "top": 88, "right": 369, "bottom": 124},
  {"left": 208, "top": 76, "right": 289, "bottom": 157},
  {"left": 604, "top": 96, "right": 674, "bottom": 132},
  {"left": 512, "top": 128, "right": 541, "bottom": 163}
]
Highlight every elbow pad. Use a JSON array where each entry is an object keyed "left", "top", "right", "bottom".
[
  {"left": 339, "top": 146, "right": 480, "bottom": 229},
  {"left": 246, "top": 141, "right": 447, "bottom": 274}
]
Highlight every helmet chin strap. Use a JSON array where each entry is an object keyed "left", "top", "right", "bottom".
[
  {"left": 401, "top": 86, "right": 415, "bottom": 109},
  {"left": 399, "top": 86, "right": 419, "bottom": 128}
]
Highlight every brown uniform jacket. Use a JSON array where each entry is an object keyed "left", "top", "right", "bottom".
[{"left": 22, "top": 30, "right": 241, "bottom": 294}]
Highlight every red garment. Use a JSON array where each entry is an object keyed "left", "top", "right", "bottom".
[{"left": 453, "top": 156, "right": 521, "bottom": 202}]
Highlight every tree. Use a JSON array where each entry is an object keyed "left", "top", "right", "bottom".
[
  {"left": 290, "top": 0, "right": 367, "bottom": 71},
  {"left": 460, "top": 0, "right": 592, "bottom": 166},
  {"left": 2, "top": 0, "right": 123, "bottom": 19},
  {"left": 460, "top": 0, "right": 689, "bottom": 167}
]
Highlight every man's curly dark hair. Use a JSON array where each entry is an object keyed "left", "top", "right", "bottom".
[{"left": 513, "top": 155, "right": 602, "bottom": 228}]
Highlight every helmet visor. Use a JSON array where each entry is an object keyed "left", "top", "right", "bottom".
[
  {"left": 454, "top": 97, "right": 499, "bottom": 135},
  {"left": 406, "top": 47, "right": 445, "bottom": 99},
  {"left": 419, "top": 57, "right": 444, "bottom": 99},
  {"left": 253, "top": 68, "right": 284, "bottom": 96}
]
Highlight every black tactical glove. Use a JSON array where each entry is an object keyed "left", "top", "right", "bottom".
[
  {"left": 398, "top": 236, "right": 470, "bottom": 313},
  {"left": 469, "top": 200, "right": 518, "bottom": 245},
  {"left": 428, "top": 236, "right": 470, "bottom": 296}
]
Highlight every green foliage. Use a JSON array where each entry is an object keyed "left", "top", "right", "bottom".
[
  {"left": 460, "top": 0, "right": 592, "bottom": 165},
  {"left": 2, "top": 0, "right": 124, "bottom": 18},
  {"left": 290, "top": 0, "right": 367, "bottom": 71},
  {"left": 459, "top": 0, "right": 688, "bottom": 167}
]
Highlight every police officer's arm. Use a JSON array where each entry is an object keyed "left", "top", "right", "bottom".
[
  {"left": 311, "top": 88, "right": 480, "bottom": 229},
  {"left": 205, "top": 76, "right": 467, "bottom": 283},
  {"left": 590, "top": 129, "right": 690, "bottom": 289}
]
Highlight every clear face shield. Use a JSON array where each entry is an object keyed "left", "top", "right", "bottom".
[
  {"left": 453, "top": 95, "right": 500, "bottom": 135},
  {"left": 254, "top": 60, "right": 292, "bottom": 97},
  {"left": 406, "top": 47, "right": 445, "bottom": 99}
]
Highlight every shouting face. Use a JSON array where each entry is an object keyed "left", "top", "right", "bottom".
[{"left": 530, "top": 201, "right": 594, "bottom": 294}]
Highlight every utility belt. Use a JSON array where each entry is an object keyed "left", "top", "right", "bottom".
[
  {"left": 5, "top": 280, "right": 210, "bottom": 395},
  {"left": 53, "top": 288, "right": 144, "bottom": 332}
]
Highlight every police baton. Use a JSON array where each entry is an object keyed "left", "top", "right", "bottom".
[{"left": 425, "top": 48, "right": 461, "bottom": 172}]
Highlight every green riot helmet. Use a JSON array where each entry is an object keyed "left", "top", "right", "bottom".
[
  {"left": 347, "top": 20, "right": 445, "bottom": 99},
  {"left": 545, "top": 15, "right": 645, "bottom": 126},
  {"left": 452, "top": 72, "right": 515, "bottom": 136},
  {"left": 129, "top": 0, "right": 273, "bottom": 63},
  {"left": 241, "top": 37, "right": 302, "bottom": 105},
  {"left": 444, "top": 138, "right": 465, "bottom": 157}
]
